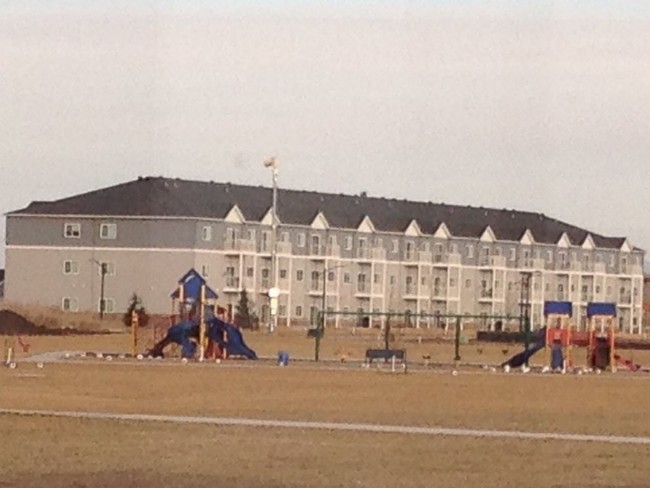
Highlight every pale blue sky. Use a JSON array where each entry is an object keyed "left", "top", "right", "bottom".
[{"left": 1, "top": 1, "right": 649, "bottom": 268}]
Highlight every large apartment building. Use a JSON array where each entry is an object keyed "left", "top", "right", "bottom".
[{"left": 4, "top": 177, "right": 646, "bottom": 332}]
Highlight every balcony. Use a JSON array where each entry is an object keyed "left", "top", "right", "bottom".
[
  {"left": 371, "top": 247, "right": 386, "bottom": 260},
  {"left": 277, "top": 241, "right": 292, "bottom": 255},
  {"left": 432, "top": 288, "right": 447, "bottom": 300},
  {"left": 356, "top": 248, "right": 371, "bottom": 261},
  {"left": 223, "top": 239, "right": 256, "bottom": 253},
  {"left": 620, "top": 264, "right": 643, "bottom": 276},
  {"left": 404, "top": 284, "right": 417, "bottom": 298},
  {"left": 479, "top": 256, "right": 506, "bottom": 268},
  {"left": 479, "top": 289, "right": 494, "bottom": 301},
  {"left": 223, "top": 277, "right": 240, "bottom": 291},
  {"left": 433, "top": 253, "right": 461, "bottom": 267},
  {"left": 356, "top": 283, "right": 371, "bottom": 296}
]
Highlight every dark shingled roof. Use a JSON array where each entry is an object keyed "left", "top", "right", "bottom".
[{"left": 11, "top": 176, "right": 630, "bottom": 250}]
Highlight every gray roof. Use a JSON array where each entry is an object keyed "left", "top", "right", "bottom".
[{"left": 11, "top": 176, "right": 631, "bottom": 250}]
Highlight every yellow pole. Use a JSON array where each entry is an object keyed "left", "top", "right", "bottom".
[
  {"left": 131, "top": 310, "right": 139, "bottom": 357},
  {"left": 199, "top": 284, "right": 206, "bottom": 362}
]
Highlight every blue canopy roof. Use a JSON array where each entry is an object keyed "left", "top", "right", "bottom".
[{"left": 170, "top": 268, "right": 218, "bottom": 301}]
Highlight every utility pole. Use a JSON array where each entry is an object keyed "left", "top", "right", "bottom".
[
  {"left": 521, "top": 272, "right": 532, "bottom": 363},
  {"left": 264, "top": 156, "right": 279, "bottom": 333},
  {"left": 99, "top": 262, "right": 107, "bottom": 320}
]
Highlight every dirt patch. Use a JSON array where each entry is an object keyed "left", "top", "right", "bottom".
[{"left": 0, "top": 309, "right": 109, "bottom": 336}]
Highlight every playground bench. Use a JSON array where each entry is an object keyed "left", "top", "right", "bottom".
[{"left": 365, "top": 348, "right": 407, "bottom": 364}]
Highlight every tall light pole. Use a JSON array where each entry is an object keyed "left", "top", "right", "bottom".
[
  {"left": 264, "top": 156, "right": 280, "bottom": 333},
  {"left": 315, "top": 263, "right": 345, "bottom": 362}
]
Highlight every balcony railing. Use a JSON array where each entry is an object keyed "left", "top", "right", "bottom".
[
  {"left": 224, "top": 277, "right": 240, "bottom": 289},
  {"left": 224, "top": 239, "right": 256, "bottom": 253}
]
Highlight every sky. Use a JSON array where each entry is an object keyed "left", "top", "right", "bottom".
[{"left": 1, "top": 1, "right": 649, "bottom": 269}]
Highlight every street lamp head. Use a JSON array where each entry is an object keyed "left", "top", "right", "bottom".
[{"left": 263, "top": 157, "right": 277, "bottom": 169}]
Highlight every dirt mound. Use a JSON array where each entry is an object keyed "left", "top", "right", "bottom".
[{"left": 0, "top": 309, "right": 108, "bottom": 336}]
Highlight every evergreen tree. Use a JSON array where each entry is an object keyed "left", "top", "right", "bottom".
[
  {"left": 122, "top": 292, "right": 150, "bottom": 328},
  {"left": 235, "top": 288, "right": 258, "bottom": 329}
]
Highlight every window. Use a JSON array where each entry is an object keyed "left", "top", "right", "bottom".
[
  {"left": 98, "top": 298, "right": 115, "bottom": 314},
  {"left": 328, "top": 271, "right": 335, "bottom": 282},
  {"left": 296, "top": 269, "right": 304, "bottom": 281},
  {"left": 466, "top": 245, "right": 474, "bottom": 258},
  {"left": 465, "top": 279, "right": 472, "bottom": 288},
  {"left": 375, "top": 237, "right": 383, "bottom": 248},
  {"left": 201, "top": 265, "right": 210, "bottom": 277},
  {"left": 449, "top": 278, "right": 456, "bottom": 287},
  {"left": 375, "top": 274, "right": 381, "bottom": 284},
  {"left": 280, "top": 269, "right": 287, "bottom": 279},
  {"left": 62, "top": 297, "right": 78, "bottom": 312},
  {"left": 281, "top": 232, "right": 289, "bottom": 242},
  {"left": 345, "top": 236, "right": 353, "bottom": 250},
  {"left": 100, "top": 223, "right": 117, "bottom": 240},
  {"left": 295, "top": 306, "right": 303, "bottom": 317},
  {"left": 63, "top": 260, "right": 79, "bottom": 275},
  {"left": 391, "top": 239, "right": 399, "bottom": 253},
  {"left": 64, "top": 223, "right": 81, "bottom": 238},
  {"left": 247, "top": 229, "right": 256, "bottom": 241},
  {"left": 328, "top": 235, "right": 337, "bottom": 247},
  {"left": 97, "top": 262, "right": 115, "bottom": 276},
  {"left": 262, "top": 269, "right": 270, "bottom": 278},
  {"left": 405, "top": 241, "right": 415, "bottom": 259},
  {"left": 343, "top": 273, "right": 351, "bottom": 284},
  {"left": 225, "top": 227, "right": 237, "bottom": 243},
  {"left": 311, "top": 271, "right": 320, "bottom": 289},
  {"left": 261, "top": 231, "right": 271, "bottom": 252},
  {"left": 278, "top": 305, "right": 287, "bottom": 317},
  {"left": 311, "top": 235, "right": 321, "bottom": 255},
  {"left": 389, "top": 275, "right": 396, "bottom": 285},
  {"left": 201, "top": 226, "right": 212, "bottom": 241},
  {"left": 246, "top": 267, "right": 254, "bottom": 278},
  {"left": 509, "top": 248, "right": 516, "bottom": 261},
  {"left": 298, "top": 233, "right": 306, "bottom": 247},
  {"left": 357, "top": 273, "right": 367, "bottom": 292},
  {"left": 546, "top": 250, "right": 553, "bottom": 262}
]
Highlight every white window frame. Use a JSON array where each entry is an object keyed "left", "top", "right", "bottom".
[
  {"left": 97, "top": 261, "right": 116, "bottom": 276},
  {"left": 64, "top": 222, "right": 81, "bottom": 238},
  {"left": 298, "top": 233, "right": 306, "bottom": 247},
  {"left": 61, "top": 297, "right": 79, "bottom": 312},
  {"left": 295, "top": 305, "right": 303, "bottom": 317},
  {"left": 345, "top": 236, "right": 353, "bottom": 251},
  {"left": 99, "top": 223, "right": 117, "bottom": 240},
  {"left": 63, "top": 260, "right": 79, "bottom": 275},
  {"left": 466, "top": 245, "right": 474, "bottom": 258},
  {"left": 202, "top": 226, "right": 212, "bottom": 242},
  {"left": 98, "top": 298, "right": 115, "bottom": 314}
]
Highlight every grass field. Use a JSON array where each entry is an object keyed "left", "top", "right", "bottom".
[
  {"left": 2, "top": 360, "right": 650, "bottom": 487},
  {"left": 3, "top": 327, "right": 650, "bottom": 488}
]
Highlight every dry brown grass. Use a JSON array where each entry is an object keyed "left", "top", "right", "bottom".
[
  {"left": 2, "top": 362, "right": 650, "bottom": 488},
  {"left": 3, "top": 362, "right": 650, "bottom": 437},
  {"left": 2, "top": 415, "right": 649, "bottom": 488}
]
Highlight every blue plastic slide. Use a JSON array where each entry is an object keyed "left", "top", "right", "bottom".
[{"left": 208, "top": 317, "right": 258, "bottom": 359}]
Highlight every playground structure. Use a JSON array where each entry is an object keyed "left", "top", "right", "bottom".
[
  {"left": 136, "top": 269, "right": 257, "bottom": 361},
  {"left": 499, "top": 301, "right": 640, "bottom": 373}
]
